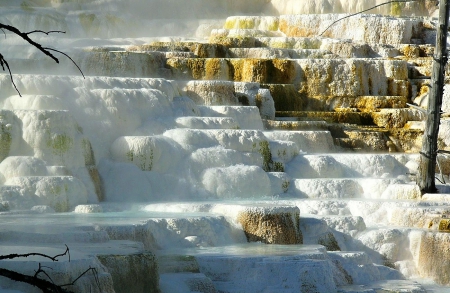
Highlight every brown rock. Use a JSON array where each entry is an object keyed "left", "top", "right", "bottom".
[{"left": 237, "top": 206, "right": 302, "bottom": 244}]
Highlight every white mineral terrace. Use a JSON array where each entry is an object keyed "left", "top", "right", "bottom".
[{"left": 1, "top": 0, "right": 450, "bottom": 293}]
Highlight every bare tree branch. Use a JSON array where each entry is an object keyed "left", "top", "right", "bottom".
[
  {"left": 0, "top": 53, "right": 21, "bottom": 96},
  {"left": 319, "top": 0, "right": 419, "bottom": 36},
  {"left": 44, "top": 47, "right": 85, "bottom": 78},
  {"left": 60, "top": 266, "right": 101, "bottom": 290},
  {"left": 0, "top": 245, "right": 99, "bottom": 293},
  {"left": 0, "top": 23, "right": 85, "bottom": 96},
  {"left": 26, "top": 30, "right": 66, "bottom": 36},
  {"left": 0, "top": 245, "right": 70, "bottom": 261},
  {"left": 0, "top": 23, "right": 59, "bottom": 63},
  {"left": 0, "top": 268, "right": 75, "bottom": 293}
]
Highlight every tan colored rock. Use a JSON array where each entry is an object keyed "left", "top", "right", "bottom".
[
  {"left": 372, "top": 109, "right": 423, "bottom": 129},
  {"left": 184, "top": 80, "right": 238, "bottom": 105},
  {"left": 326, "top": 96, "right": 407, "bottom": 112},
  {"left": 341, "top": 130, "right": 389, "bottom": 152},
  {"left": 79, "top": 51, "right": 166, "bottom": 77},
  {"left": 381, "top": 184, "right": 421, "bottom": 200},
  {"left": 387, "top": 129, "right": 422, "bottom": 152},
  {"left": 209, "top": 35, "right": 257, "bottom": 48},
  {"left": 414, "top": 231, "right": 450, "bottom": 285},
  {"left": 167, "top": 58, "right": 231, "bottom": 81},
  {"left": 389, "top": 207, "right": 439, "bottom": 229},
  {"left": 230, "top": 58, "right": 296, "bottom": 84},
  {"left": 295, "top": 59, "right": 409, "bottom": 99},
  {"left": 261, "top": 84, "right": 304, "bottom": 111},
  {"left": 236, "top": 206, "right": 302, "bottom": 244}
]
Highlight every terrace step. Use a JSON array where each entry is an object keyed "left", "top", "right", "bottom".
[
  {"left": 276, "top": 109, "right": 424, "bottom": 129},
  {"left": 276, "top": 111, "right": 374, "bottom": 125},
  {"left": 184, "top": 81, "right": 275, "bottom": 121},
  {"left": 0, "top": 239, "right": 159, "bottom": 293},
  {"left": 324, "top": 96, "right": 408, "bottom": 112},
  {"left": 278, "top": 14, "right": 423, "bottom": 44},
  {"left": 0, "top": 176, "right": 89, "bottom": 212},
  {"left": 175, "top": 116, "right": 240, "bottom": 129},
  {"left": 260, "top": 83, "right": 304, "bottom": 111},
  {"left": 333, "top": 129, "right": 392, "bottom": 152},
  {"left": 406, "top": 58, "right": 433, "bottom": 79},
  {"left": 263, "top": 119, "right": 329, "bottom": 131},
  {"left": 227, "top": 47, "right": 332, "bottom": 59},
  {"left": 263, "top": 130, "right": 336, "bottom": 153},
  {"left": 199, "top": 105, "right": 265, "bottom": 130},
  {"left": 284, "top": 153, "right": 417, "bottom": 179},
  {"left": 326, "top": 122, "right": 423, "bottom": 153},
  {"left": 178, "top": 244, "right": 409, "bottom": 293},
  {"left": 127, "top": 42, "right": 228, "bottom": 58},
  {"left": 290, "top": 179, "right": 418, "bottom": 199}
]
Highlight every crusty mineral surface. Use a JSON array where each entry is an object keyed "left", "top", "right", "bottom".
[{"left": 236, "top": 206, "right": 302, "bottom": 244}]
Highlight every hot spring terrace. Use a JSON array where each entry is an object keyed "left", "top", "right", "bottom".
[{"left": 2, "top": 6, "right": 450, "bottom": 293}]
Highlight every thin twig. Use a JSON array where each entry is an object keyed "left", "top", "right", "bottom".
[
  {"left": 319, "top": 0, "right": 419, "bottom": 36},
  {"left": 34, "top": 264, "right": 57, "bottom": 285},
  {"left": 0, "top": 268, "right": 75, "bottom": 293},
  {"left": 26, "top": 30, "right": 66, "bottom": 36},
  {"left": 34, "top": 264, "right": 54, "bottom": 278},
  {"left": 60, "top": 267, "right": 99, "bottom": 287},
  {"left": 0, "top": 53, "right": 21, "bottom": 97},
  {"left": 0, "top": 244, "right": 70, "bottom": 261},
  {"left": 45, "top": 47, "right": 85, "bottom": 78}
]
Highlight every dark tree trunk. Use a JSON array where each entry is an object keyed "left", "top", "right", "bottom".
[{"left": 418, "top": 0, "right": 450, "bottom": 193}]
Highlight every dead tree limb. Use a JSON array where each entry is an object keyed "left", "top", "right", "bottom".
[
  {"left": 0, "top": 23, "right": 60, "bottom": 62},
  {"left": 0, "top": 53, "right": 20, "bottom": 95},
  {"left": 0, "top": 246, "right": 100, "bottom": 293},
  {"left": 0, "top": 244, "right": 70, "bottom": 261},
  {"left": 0, "top": 23, "right": 84, "bottom": 97},
  {"left": 417, "top": 0, "right": 450, "bottom": 193},
  {"left": 0, "top": 268, "right": 75, "bottom": 293}
]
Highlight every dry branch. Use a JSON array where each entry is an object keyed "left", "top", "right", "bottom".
[
  {"left": 0, "top": 246, "right": 100, "bottom": 293},
  {"left": 0, "top": 23, "right": 84, "bottom": 96}
]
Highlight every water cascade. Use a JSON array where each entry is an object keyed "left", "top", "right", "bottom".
[{"left": 1, "top": 0, "right": 450, "bottom": 292}]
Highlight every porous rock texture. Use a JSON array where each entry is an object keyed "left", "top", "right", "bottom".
[{"left": 236, "top": 206, "right": 302, "bottom": 244}]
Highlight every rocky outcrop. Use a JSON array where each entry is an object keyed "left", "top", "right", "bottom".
[{"left": 236, "top": 206, "right": 302, "bottom": 244}]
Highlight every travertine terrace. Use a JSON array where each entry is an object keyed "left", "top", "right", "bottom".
[{"left": 1, "top": 0, "right": 450, "bottom": 292}]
